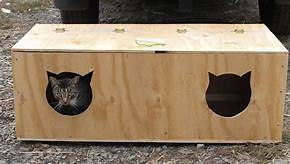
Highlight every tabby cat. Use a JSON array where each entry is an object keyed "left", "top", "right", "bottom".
[{"left": 46, "top": 71, "right": 93, "bottom": 116}]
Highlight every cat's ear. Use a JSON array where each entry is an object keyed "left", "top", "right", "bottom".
[
  {"left": 83, "top": 71, "right": 94, "bottom": 83},
  {"left": 71, "top": 76, "right": 80, "bottom": 86},
  {"left": 242, "top": 71, "right": 251, "bottom": 81},
  {"left": 208, "top": 72, "right": 216, "bottom": 81},
  {"left": 49, "top": 77, "right": 58, "bottom": 86}
]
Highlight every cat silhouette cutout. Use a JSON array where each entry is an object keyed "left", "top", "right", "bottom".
[
  {"left": 46, "top": 71, "right": 93, "bottom": 116},
  {"left": 205, "top": 71, "right": 252, "bottom": 117}
]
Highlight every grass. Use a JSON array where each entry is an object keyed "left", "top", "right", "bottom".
[
  {"left": 252, "top": 145, "right": 284, "bottom": 162},
  {"left": 10, "top": 0, "right": 51, "bottom": 12},
  {"left": 283, "top": 130, "right": 290, "bottom": 143},
  {"left": 234, "top": 144, "right": 286, "bottom": 163},
  {"left": 0, "top": 0, "right": 51, "bottom": 29},
  {"left": 0, "top": 12, "right": 10, "bottom": 29}
]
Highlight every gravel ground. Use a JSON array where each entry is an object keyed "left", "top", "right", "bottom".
[{"left": 1, "top": 0, "right": 290, "bottom": 163}]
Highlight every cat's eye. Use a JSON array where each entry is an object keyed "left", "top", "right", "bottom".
[{"left": 69, "top": 92, "right": 77, "bottom": 97}]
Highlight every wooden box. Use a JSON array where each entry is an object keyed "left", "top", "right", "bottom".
[{"left": 12, "top": 24, "right": 288, "bottom": 143}]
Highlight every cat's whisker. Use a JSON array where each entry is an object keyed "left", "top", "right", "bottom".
[
  {"left": 71, "top": 103, "right": 81, "bottom": 113},
  {"left": 53, "top": 103, "right": 59, "bottom": 109},
  {"left": 50, "top": 101, "right": 60, "bottom": 105},
  {"left": 54, "top": 103, "right": 62, "bottom": 111},
  {"left": 69, "top": 105, "right": 78, "bottom": 114},
  {"left": 54, "top": 105, "right": 60, "bottom": 111},
  {"left": 73, "top": 105, "right": 81, "bottom": 113}
]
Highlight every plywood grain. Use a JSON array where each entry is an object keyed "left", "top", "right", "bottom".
[
  {"left": 12, "top": 52, "right": 288, "bottom": 143},
  {"left": 12, "top": 24, "right": 287, "bottom": 53}
]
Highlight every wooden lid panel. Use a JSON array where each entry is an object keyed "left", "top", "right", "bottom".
[{"left": 12, "top": 24, "right": 288, "bottom": 53}]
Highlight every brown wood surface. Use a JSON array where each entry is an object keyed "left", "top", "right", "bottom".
[
  {"left": 12, "top": 51, "right": 288, "bottom": 143},
  {"left": 12, "top": 24, "right": 287, "bottom": 53}
]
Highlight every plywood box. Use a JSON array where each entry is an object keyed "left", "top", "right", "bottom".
[{"left": 12, "top": 24, "right": 288, "bottom": 143}]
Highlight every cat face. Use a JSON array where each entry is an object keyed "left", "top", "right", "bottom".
[
  {"left": 46, "top": 71, "right": 93, "bottom": 116},
  {"left": 49, "top": 76, "right": 80, "bottom": 106},
  {"left": 205, "top": 71, "right": 252, "bottom": 117}
]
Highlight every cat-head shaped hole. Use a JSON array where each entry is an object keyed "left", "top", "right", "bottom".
[
  {"left": 206, "top": 71, "right": 252, "bottom": 117},
  {"left": 46, "top": 71, "right": 94, "bottom": 116}
]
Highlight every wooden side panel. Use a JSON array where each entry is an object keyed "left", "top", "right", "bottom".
[{"left": 12, "top": 52, "right": 288, "bottom": 143}]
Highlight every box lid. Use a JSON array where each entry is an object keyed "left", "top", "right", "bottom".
[{"left": 12, "top": 24, "right": 288, "bottom": 53}]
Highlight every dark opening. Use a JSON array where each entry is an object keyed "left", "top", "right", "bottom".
[
  {"left": 205, "top": 71, "right": 252, "bottom": 117},
  {"left": 155, "top": 51, "right": 168, "bottom": 53},
  {"left": 46, "top": 71, "right": 93, "bottom": 116}
]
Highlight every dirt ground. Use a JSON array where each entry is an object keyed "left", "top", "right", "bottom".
[{"left": 1, "top": 0, "right": 290, "bottom": 163}]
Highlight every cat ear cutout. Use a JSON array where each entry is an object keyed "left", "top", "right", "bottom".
[
  {"left": 242, "top": 71, "right": 251, "bottom": 81},
  {"left": 83, "top": 71, "right": 94, "bottom": 83},
  {"left": 208, "top": 72, "right": 217, "bottom": 81},
  {"left": 47, "top": 71, "right": 57, "bottom": 78}
]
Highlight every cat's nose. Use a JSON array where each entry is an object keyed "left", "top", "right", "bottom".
[
  {"left": 63, "top": 98, "right": 68, "bottom": 104},
  {"left": 62, "top": 101, "right": 69, "bottom": 105}
]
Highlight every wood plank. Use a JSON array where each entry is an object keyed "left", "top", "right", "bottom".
[
  {"left": 12, "top": 51, "right": 288, "bottom": 142},
  {"left": 12, "top": 24, "right": 288, "bottom": 53}
]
